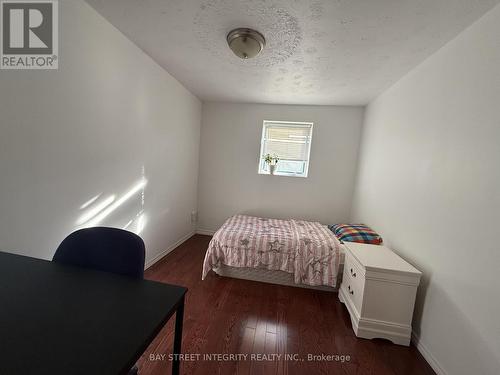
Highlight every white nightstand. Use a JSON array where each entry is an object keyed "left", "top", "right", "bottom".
[{"left": 338, "top": 242, "right": 421, "bottom": 346}]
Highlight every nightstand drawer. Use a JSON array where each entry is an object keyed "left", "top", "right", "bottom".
[
  {"left": 342, "top": 254, "right": 365, "bottom": 315},
  {"left": 344, "top": 253, "right": 363, "bottom": 283}
]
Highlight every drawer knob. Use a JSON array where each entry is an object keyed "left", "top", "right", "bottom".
[
  {"left": 350, "top": 268, "right": 356, "bottom": 277},
  {"left": 347, "top": 285, "right": 354, "bottom": 295}
]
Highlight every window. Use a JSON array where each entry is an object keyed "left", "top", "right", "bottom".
[{"left": 258, "top": 120, "right": 313, "bottom": 178}]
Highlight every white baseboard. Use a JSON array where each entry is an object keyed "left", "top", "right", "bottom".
[
  {"left": 145, "top": 230, "right": 195, "bottom": 269},
  {"left": 411, "top": 331, "right": 448, "bottom": 375},
  {"left": 196, "top": 228, "right": 216, "bottom": 236}
]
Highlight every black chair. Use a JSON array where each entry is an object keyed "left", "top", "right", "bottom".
[
  {"left": 53, "top": 227, "right": 145, "bottom": 279},
  {"left": 53, "top": 227, "right": 145, "bottom": 375}
]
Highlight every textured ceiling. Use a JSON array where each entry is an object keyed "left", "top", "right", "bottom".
[{"left": 85, "top": 0, "right": 500, "bottom": 105}]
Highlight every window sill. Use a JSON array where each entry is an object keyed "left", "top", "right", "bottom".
[{"left": 258, "top": 171, "right": 308, "bottom": 178}]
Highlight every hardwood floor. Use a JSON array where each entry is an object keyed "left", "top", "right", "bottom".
[{"left": 137, "top": 234, "right": 435, "bottom": 375}]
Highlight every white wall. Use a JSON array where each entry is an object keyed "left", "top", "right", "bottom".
[
  {"left": 197, "top": 102, "right": 364, "bottom": 232},
  {"left": 0, "top": 0, "right": 201, "bottom": 265},
  {"left": 351, "top": 4, "right": 500, "bottom": 375}
]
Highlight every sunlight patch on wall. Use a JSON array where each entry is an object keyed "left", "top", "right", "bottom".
[
  {"left": 79, "top": 193, "right": 102, "bottom": 210},
  {"left": 75, "top": 165, "right": 148, "bottom": 235},
  {"left": 123, "top": 210, "right": 146, "bottom": 235},
  {"left": 81, "top": 179, "right": 147, "bottom": 228},
  {"left": 76, "top": 195, "right": 116, "bottom": 225}
]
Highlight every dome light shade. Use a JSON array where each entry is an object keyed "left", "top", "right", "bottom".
[{"left": 227, "top": 28, "right": 266, "bottom": 59}]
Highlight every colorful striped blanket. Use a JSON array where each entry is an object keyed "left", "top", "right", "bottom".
[{"left": 202, "top": 215, "right": 342, "bottom": 287}]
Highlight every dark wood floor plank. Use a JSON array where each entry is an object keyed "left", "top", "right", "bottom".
[{"left": 136, "top": 235, "right": 435, "bottom": 375}]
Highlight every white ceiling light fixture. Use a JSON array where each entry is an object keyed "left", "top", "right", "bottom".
[{"left": 227, "top": 28, "right": 266, "bottom": 59}]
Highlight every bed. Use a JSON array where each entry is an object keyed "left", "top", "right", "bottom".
[{"left": 202, "top": 214, "right": 346, "bottom": 291}]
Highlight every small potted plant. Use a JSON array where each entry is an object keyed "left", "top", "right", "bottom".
[{"left": 264, "top": 153, "right": 279, "bottom": 175}]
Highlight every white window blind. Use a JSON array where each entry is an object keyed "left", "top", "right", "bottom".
[{"left": 258, "top": 120, "right": 313, "bottom": 177}]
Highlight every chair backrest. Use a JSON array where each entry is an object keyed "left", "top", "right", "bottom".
[{"left": 52, "top": 227, "right": 145, "bottom": 279}]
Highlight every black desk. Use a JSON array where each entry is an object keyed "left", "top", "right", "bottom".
[{"left": 0, "top": 251, "right": 187, "bottom": 375}]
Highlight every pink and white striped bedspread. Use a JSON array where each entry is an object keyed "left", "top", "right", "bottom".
[{"left": 202, "top": 215, "right": 342, "bottom": 287}]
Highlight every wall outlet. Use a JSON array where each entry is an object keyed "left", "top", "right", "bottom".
[{"left": 191, "top": 210, "right": 198, "bottom": 224}]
